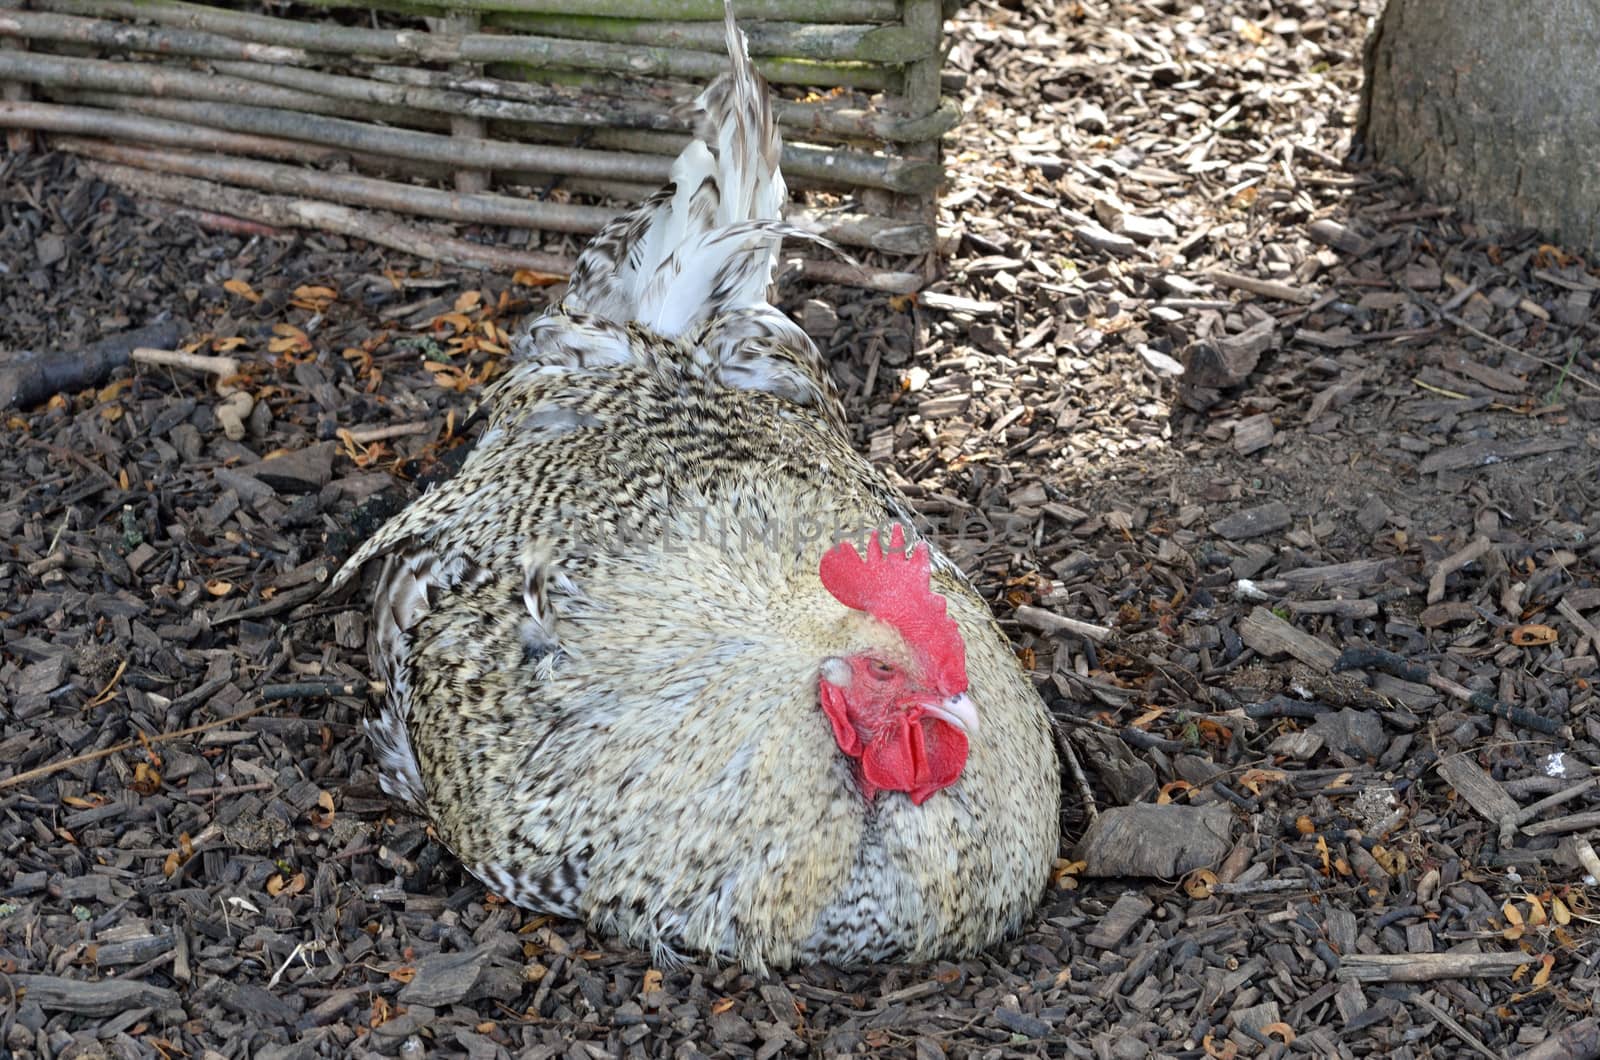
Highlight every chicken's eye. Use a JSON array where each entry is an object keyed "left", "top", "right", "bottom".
[{"left": 868, "top": 659, "right": 896, "bottom": 680}]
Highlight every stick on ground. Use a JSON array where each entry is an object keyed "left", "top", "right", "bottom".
[{"left": 0, "top": 321, "right": 180, "bottom": 410}]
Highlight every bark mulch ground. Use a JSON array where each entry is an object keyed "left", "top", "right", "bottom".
[{"left": 3, "top": 0, "right": 1600, "bottom": 1057}]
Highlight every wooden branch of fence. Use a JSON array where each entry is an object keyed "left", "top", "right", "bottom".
[
  {"left": 3, "top": 10, "right": 957, "bottom": 139},
  {"left": 78, "top": 157, "right": 576, "bottom": 273},
  {"left": 2, "top": 0, "right": 949, "bottom": 286},
  {"left": 3, "top": 46, "right": 939, "bottom": 195},
  {"left": 482, "top": 13, "right": 932, "bottom": 63},
  {"left": 50, "top": 134, "right": 930, "bottom": 254},
  {"left": 62, "top": 90, "right": 679, "bottom": 182},
  {"left": 35, "top": 0, "right": 896, "bottom": 88},
  {"left": 53, "top": 135, "right": 613, "bottom": 232},
  {"left": 77, "top": 157, "right": 923, "bottom": 291},
  {"left": 0, "top": 0, "right": 32, "bottom": 152},
  {"left": 293, "top": 0, "right": 901, "bottom": 22},
  {"left": 0, "top": 7, "right": 312, "bottom": 65}
]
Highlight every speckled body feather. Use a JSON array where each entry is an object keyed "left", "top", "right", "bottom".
[{"left": 335, "top": 4, "right": 1059, "bottom": 969}]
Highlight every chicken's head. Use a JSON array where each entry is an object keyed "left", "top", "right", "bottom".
[{"left": 817, "top": 526, "right": 975, "bottom": 805}]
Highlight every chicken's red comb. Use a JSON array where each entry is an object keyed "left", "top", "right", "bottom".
[{"left": 819, "top": 525, "right": 968, "bottom": 696}]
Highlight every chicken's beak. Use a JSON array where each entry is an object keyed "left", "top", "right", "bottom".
[{"left": 924, "top": 692, "right": 978, "bottom": 737}]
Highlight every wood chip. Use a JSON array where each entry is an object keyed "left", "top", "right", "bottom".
[
  {"left": 1211, "top": 500, "right": 1291, "bottom": 540},
  {"left": 15, "top": 974, "right": 179, "bottom": 1016},
  {"left": 1238, "top": 606, "right": 1340, "bottom": 670},
  {"left": 1418, "top": 437, "right": 1575, "bottom": 475},
  {"left": 1075, "top": 803, "right": 1233, "bottom": 878},
  {"left": 1083, "top": 892, "right": 1154, "bottom": 950},
  {"left": 1336, "top": 952, "right": 1531, "bottom": 983},
  {"left": 1437, "top": 754, "right": 1520, "bottom": 825},
  {"left": 1205, "top": 268, "right": 1316, "bottom": 304}
]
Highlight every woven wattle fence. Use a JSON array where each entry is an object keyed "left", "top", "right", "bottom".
[{"left": 0, "top": 0, "right": 958, "bottom": 291}]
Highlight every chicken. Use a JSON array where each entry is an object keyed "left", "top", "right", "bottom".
[{"left": 332, "top": 3, "right": 1060, "bottom": 970}]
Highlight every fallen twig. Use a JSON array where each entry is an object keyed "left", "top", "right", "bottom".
[
  {"left": 1209, "top": 877, "right": 1311, "bottom": 896},
  {"left": 1336, "top": 952, "right": 1533, "bottom": 983},
  {"left": 130, "top": 346, "right": 239, "bottom": 392},
  {"left": 0, "top": 700, "right": 276, "bottom": 792},
  {"left": 1520, "top": 811, "right": 1600, "bottom": 838},
  {"left": 1410, "top": 993, "right": 1501, "bottom": 1060},
  {"left": 261, "top": 678, "right": 380, "bottom": 700},
  {"left": 341, "top": 422, "right": 434, "bottom": 445},
  {"left": 1335, "top": 647, "right": 1562, "bottom": 736},
  {"left": 78, "top": 159, "right": 575, "bottom": 276},
  {"left": 1427, "top": 536, "right": 1492, "bottom": 605},
  {"left": 1512, "top": 776, "right": 1600, "bottom": 829},
  {"left": 1439, "top": 309, "right": 1600, "bottom": 394},
  {"left": 1013, "top": 604, "right": 1114, "bottom": 643},
  {"left": 0, "top": 320, "right": 179, "bottom": 410},
  {"left": 1049, "top": 718, "right": 1099, "bottom": 826},
  {"left": 1204, "top": 267, "right": 1316, "bottom": 304}
]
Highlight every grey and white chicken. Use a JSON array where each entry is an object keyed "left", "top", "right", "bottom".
[{"left": 334, "top": 3, "right": 1060, "bottom": 969}]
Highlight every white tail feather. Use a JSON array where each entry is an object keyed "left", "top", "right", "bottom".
[{"left": 560, "top": 3, "right": 788, "bottom": 337}]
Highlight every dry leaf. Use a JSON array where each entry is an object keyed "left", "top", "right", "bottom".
[
  {"left": 454, "top": 289, "right": 483, "bottom": 312},
  {"left": 432, "top": 312, "right": 474, "bottom": 333},
  {"left": 1184, "top": 868, "right": 1217, "bottom": 899},
  {"left": 131, "top": 761, "right": 162, "bottom": 796},
  {"left": 1157, "top": 780, "right": 1194, "bottom": 804},
  {"left": 512, "top": 268, "right": 563, "bottom": 287},
  {"left": 1262, "top": 1023, "right": 1295, "bottom": 1044},
  {"left": 213, "top": 336, "right": 249, "bottom": 352},
  {"left": 310, "top": 790, "right": 336, "bottom": 829},
  {"left": 268, "top": 323, "right": 312, "bottom": 356},
  {"left": 1532, "top": 953, "right": 1555, "bottom": 988},
  {"left": 711, "top": 998, "right": 735, "bottom": 1015},
  {"left": 1371, "top": 845, "right": 1408, "bottom": 875},
  {"left": 1502, "top": 900, "right": 1526, "bottom": 941},
  {"left": 204, "top": 579, "right": 233, "bottom": 597},
  {"left": 267, "top": 871, "right": 307, "bottom": 897},
  {"left": 1131, "top": 705, "right": 1166, "bottom": 729},
  {"left": 389, "top": 965, "right": 417, "bottom": 984},
  {"left": 292, "top": 284, "right": 338, "bottom": 307},
  {"left": 97, "top": 378, "right": 134, "bottom": 402},
  {"left": 642, "top": 969, "right": 664, "bottom": 994},
  {"left": 1238, "top": 768, "right": 1287, "bottom": 795},
  {"left": 223, "top": 278, "right": 261, "bottom": 303},
  {"left": 1510, "top": 623, "right": 1558, "bottom": 646},
  {"left": 1053, "top": 858, "right": 1086, "bottom": 890},
  {"left": 85, "top": 657, "right": 128, "bottom": 709}
]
